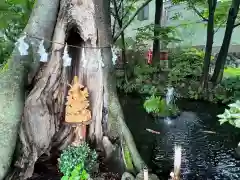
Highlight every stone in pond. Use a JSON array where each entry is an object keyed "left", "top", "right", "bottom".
[
  {"left": 121, "top": 172, "right": 135, "bottom": 180},
  {"left": 136, "top": 171, "right": 159, "bottom": 180},
  {"left": 91, "top": 178, "right": 104, "bottom": 180}
]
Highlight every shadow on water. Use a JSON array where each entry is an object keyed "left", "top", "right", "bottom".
[{"left": 119, "top": 94, "right": 240, "bottom": 180}]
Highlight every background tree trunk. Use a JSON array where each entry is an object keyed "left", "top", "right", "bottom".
[
  {"left": 0, "top": 0, "right": 59, "bottom": 179},
  {"left": 211, "top": 0, "right": 240, "bottom": 84},
  {"left": 112, "top": 0, "right": 128, "bottom": 82},
  {"left": 6, "top": 0, "right": 145, "bottom": 179},
  {"left": 201, "top": 0, "right": 217, "bottom": 89},
  {"left": 152, "top": 0, "right": 163, "bottom": 64}
]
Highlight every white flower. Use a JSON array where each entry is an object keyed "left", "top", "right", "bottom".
[
  {"left": 15, "top": 34, "right": 29, "bottom": 56},
  {"left": 37, "top": 40, "right": 48, "bottom": 62},
  {"left": 63, "top": 44, "right": 72, "bottom": 67}
]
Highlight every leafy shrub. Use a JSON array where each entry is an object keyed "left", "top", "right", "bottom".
[
  {"left": 220, "top": 76, "right": 240, "bottom": 102},
  {"left": 143, "top": 95, "right": 179, "bottom": 117},
  {"left": 116, "top": 64, "right": 159, "bottom": 94},
  {"left": 217, "top": 100, "right": 240, "bottom": 128},
  {"left": 61, "top": 163, "right": 89, "bottom": 180},
  {"left": 59, "top": 142, "right": 97, "bottom": 178},
  {"left": 168, "top": 48, "right": 206, "bottom": 83}
]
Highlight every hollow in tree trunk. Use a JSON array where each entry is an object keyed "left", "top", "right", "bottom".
[{"left": 3, "top": 0, "right": 145, "bottom": 179}]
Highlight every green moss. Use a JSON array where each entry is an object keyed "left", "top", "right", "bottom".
[
  {"left": 0, "top": 60, "right": 9, "bottom": 73},
  {"left": 122, "top": 139, "right": 134, "bottom": 172}
]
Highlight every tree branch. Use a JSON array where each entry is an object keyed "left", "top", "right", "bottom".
[
  {"left": 190, "top": 4, "right": 208, "bottom": 22},
  {"left": 234, "top": 22, "right": 240, "bottom": 28},
  {"left": 120, "top": 0, "right": 138, "bottom": 21},
  {"left": 112, "top": 18, "right": 117, "bottom": 38},
  {"left": 113, "top": 0, "right": 153, "bottom": 42},
  {"left": 214, "top": 20, "right": 226, "bottom": 34}
]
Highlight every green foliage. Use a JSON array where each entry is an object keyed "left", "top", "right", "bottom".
[
  {"left": 172, "top": 0, "right": 239, "bottom": 32},
  {"left": 59, "top": 143, "right": 97, "bottom": 177},
  {"left": 224, "top": 67, "right": 240, "bottom": 77},
  {"left": 217, "top": 100, "right": 240, "bottom": 128},
  {"left": 116, "top": 64, "right": 160, "bottom": 94},
  {"left": 143, "top": 95, "right": 179, "bottom": 117},
  {"left": 116, "top": 47, "right": 239, "bottom": 104},
  {"left": 0, "top": 0, "right": 34, "bottom": 64},
  {"left": 61, "top": 163, "right": 89, "bottom": 180},
  {"left": 0, "top": 0, "right": 34, "bottom": 29},
  {"left": 0, "top": 37, "right": 14, "bottom": 64},
  {"left": 135, "top": 24, "right": 181, "bottom": 51},
  {"left": 111, "top": 0, "right": 152, "bottom": 45},
  {"left": 220, "top": 76, "right": 240, "bottom": 102},
  {"left": 168, "top": 48, "right": 206, "bottom": 84}
]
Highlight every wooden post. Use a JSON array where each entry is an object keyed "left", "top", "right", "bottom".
[{"left": 143, "top": 167, "right": 148, "bottom": 180}]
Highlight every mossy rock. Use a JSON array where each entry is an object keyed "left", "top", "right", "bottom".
[
  {"left": 122, "top": 138, "right": 134, "bottom": 172},
  {"left": 121, "top": 172, "right": 135, "bottom": 180},
  {"left": 136, "top": 171, "right": 159, "bottom": 180}
]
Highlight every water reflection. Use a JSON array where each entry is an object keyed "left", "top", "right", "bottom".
[
  {"left": 154, "top": 111, "right": 240, "bottom": 179},
  {"left": 120, "top": 95, "right": 240, "bottom": 180}
]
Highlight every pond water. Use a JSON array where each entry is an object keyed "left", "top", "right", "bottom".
[{"left": 119, "top": 94, "right": 240, "bottom": 180}]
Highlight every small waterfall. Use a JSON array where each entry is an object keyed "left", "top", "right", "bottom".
[
  {"left": 163, "top": 87, "right": 175, "bottom": 125},
  {"left": 166, "top": 87, "right": 174, "bottom": 105}
]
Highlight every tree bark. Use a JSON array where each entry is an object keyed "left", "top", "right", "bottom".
[
  {"left": 211, "top": 0, "right": 240, "bottom": 84},
  {"left": 5, "top": 0, "right": 145, "bottom": 179},
  {"left": 201, "top": 0, "right": 217, "bottom": 89},
  {"left": 0, "top": 0, "right": 59, "bottom": 179},
  {"left": 152, "top": 0, "right": 163, "bottom": 64}
]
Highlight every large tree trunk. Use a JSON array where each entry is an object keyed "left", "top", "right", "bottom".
[
  {"left": 201, "top": 0, "right": 217, "bottom": 89},
  {"left": 0, "top": 0, "right": 59, "bottom": 179},
  {"left": 211, "top": 0, "right": 240, "bottom": 84},
  {"left": 5, "top": 0, "right": 145, "bottom": 179}
]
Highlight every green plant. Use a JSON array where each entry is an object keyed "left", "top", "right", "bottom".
[
  {"left": 220, "top": 76, "right": 240, "bottom": 102},
  {"left": 143, "top": 95, "right": 179, "bottom": 117},
  {"left": 59, "top": 142, "right": 97, "bottom": 178},
  {"left": 61, "top": 163, "right": 89, "bottom": 180},
  {"left": 135, "top": 24, "right": 181, "bottom": 51},
  {"left": 116, "top": 64, "right": 160, "bottom": 94},
  {"left": 224, "top": 67, "right": 240, "bottom": 77},
  {"left": 0, "top": 0, "right": 34, "bottom": 64},
  {"left": 168, "top": 48, "right": 206, "bottom": 84},
  {"left": 217, "top": 100, "right": 240, "bottom": 128}
]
